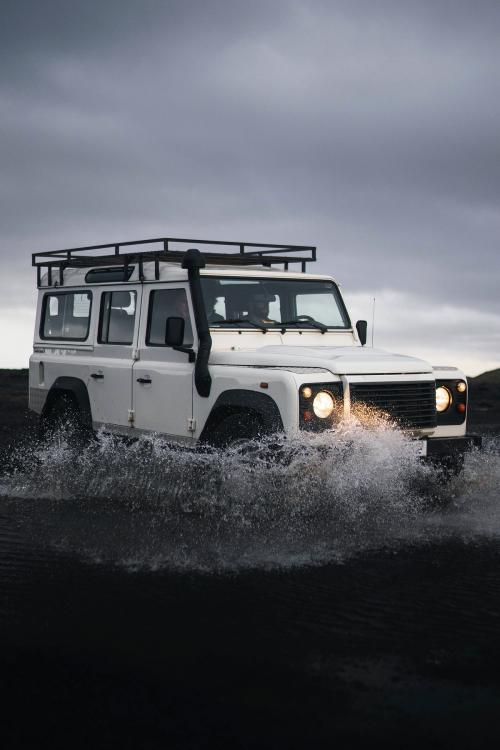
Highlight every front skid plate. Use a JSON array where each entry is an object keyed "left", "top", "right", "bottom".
[{"left": 424, "top": 435, "right": 482, "bottom": 458}]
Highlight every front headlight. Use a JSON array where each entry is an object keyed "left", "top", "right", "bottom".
[
  {"left": 436, "top": 385, "right": 452, "bottom": 413},
  {"left": 313, "top": 391, "right": 335, "bottom": 419}
]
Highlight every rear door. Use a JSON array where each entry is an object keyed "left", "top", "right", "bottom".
[
  {"left": 132, "top": 284, "right": 195, "bottom": 441},
  {"left": 87, "top": 286, "right": 142, "bottom": 430}
]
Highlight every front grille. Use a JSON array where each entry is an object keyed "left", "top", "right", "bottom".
[{"left": 349, "top": 381, "right": 437, "bottom": 429}]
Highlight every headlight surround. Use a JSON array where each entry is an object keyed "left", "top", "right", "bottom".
[
  {"left": 299, "top": 381, "right": 343, "bottom": 431},
  {"left": 436, "top": 385, "right": 452, "bottom": 413},
  {"left": 313, "top": 391, "right": 335, "bottom": 419}
]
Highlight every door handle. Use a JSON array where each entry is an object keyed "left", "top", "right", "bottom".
[
  {"left": 136, "top": 377, "right": 152, "bottom": 384},
  {"left": 90, "top": 373, "right": 104, "bottom": 379}
]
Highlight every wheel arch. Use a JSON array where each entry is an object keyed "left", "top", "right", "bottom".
[
  {"left": 43, "top": 377, "right": 93, "bottom": 428},
  {"left": 200, "top": 388, "right": 283, "bottom": 442}
]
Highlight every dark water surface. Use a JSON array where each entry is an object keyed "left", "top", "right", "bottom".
[{"left": 1, "top": 425, "right": 500, "bottom": 748}]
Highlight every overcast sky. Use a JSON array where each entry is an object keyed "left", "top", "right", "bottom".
[{"left": 1, "top": 0, "right": 499, "bottom": 374}]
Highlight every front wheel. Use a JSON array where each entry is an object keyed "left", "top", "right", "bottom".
[
  {"left": 429, "top": 452, "right": 465, "bottom": 484},
  {"left": 209, "top": 412, "right": 263, "bottom": 450}
]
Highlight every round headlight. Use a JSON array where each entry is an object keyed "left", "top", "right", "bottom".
[
  {"left": 436, "top": 386, "right": 452, "bottom": 413},
  {"left": 313, "top": 391, "right": 335, "bottom": 419}
]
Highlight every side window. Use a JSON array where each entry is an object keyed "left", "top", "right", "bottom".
[
  {"left": 99, "top": 290, "right": 137, "bottom": 345},
  {"left": 41, "top": 291, "right": 92, "bottom": 340},
  {"left": 147, "top": 289, "right": 193, "bottom": 347}
]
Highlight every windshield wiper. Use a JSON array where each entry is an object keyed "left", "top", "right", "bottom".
[
  {"left": 280, "top": 318, "right": 328, "bottom": 334},
  {"left": 218, "top": 318, "right": 268, "bottom": 333}
]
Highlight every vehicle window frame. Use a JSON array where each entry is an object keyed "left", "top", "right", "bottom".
[
  {"left": 98, "top": 290, "right": 138, "bottom": 346},
  {"left": 201, "top": 277, "right": 352, "bottom": 330},
  {"left": 39, "top": 290, "right": 93, "bottom": 342},
  {"left": 145, "top": 287, "right": 194, "bottom": 348}
]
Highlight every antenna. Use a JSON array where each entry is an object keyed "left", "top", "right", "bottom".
[{"left": 371, "top": 297, "right": 376, "bottom": 347}]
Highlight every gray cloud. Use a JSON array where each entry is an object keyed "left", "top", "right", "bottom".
[{"left": 1, "top": 0, "right": 499, "bottom": 369}]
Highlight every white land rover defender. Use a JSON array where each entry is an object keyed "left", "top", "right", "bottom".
[{"left": 29, "top": 237, "right": 481, "bottom": 467}]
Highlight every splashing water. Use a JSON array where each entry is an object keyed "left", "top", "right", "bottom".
[{"left": 0, "top": 421, "right": 498, "bottom": 572}]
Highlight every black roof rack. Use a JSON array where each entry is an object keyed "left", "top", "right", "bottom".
[{"left": 32, "top": 236, "right": 317, "bottom": 287}]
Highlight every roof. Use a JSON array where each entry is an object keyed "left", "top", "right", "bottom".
[{"left": 38, "top": 262, "right": 337, "bottom": 288}]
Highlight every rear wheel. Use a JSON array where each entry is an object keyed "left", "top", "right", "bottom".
[{"left": 40, "top": 392, "right": 92, "bottom": 445}]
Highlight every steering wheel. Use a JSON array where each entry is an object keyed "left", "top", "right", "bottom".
[{"left": 295, "top": 315, "right": 316, "bottom": 322}]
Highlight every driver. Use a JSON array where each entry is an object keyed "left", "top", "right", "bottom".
[{"left": 246, "top": 294, "right": 277, "bottom": 326}]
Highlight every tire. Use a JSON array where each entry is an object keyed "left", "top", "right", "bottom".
[
  {"left": 430, "top": 452, "right": 465, "bottom": 484},
  {"left": 39, "top": 392, "right": 92, "bottom": 445},
  {"left": 210, "top": 412, "right": 263, "bottom": 450}
]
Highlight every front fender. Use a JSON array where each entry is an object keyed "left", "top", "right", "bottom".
[{"left": 200, "top": 388, "right": 284, "bottom": 441}]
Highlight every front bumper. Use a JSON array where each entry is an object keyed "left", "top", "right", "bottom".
[{"left": 420, "top": 434, "right": 482, "bottom": 459}]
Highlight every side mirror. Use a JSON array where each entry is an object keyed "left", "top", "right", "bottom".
[
  {"left": 356, "top": 320, "right": 368, "bottom": 346},
  {"left": 165, "top": 316, "right": 185, "bottom": 347}
]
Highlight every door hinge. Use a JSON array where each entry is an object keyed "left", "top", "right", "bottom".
[
  {"left": 128, "top": 409, "right": 135, "bottom": 426},
  {"left": 187, "top": 417, "right": 196, "bottom": 433}
]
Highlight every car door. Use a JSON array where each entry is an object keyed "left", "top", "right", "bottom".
[
  {"left": 87, "top": 286, "right": 142, "bottom": 431},
  {"left": 132, "top": 284, "right": 195, "bottom": 441}
]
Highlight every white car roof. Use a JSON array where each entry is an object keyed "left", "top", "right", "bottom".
[{"left": 39, "top": 262, "right": 340, "bottom": 288}]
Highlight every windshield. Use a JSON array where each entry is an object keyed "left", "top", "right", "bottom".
[{"left": 200, "top": 277, "right": 350, "bottom": 330}]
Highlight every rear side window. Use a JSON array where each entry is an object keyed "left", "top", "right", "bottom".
[
  {"left": 41, "top": 292, "right": 92, "bottom": 340},
  {"left": 85, "top": 267, "right": 134, "bottom": 283},
  {"left": 99, "top": 290, "right": 137, "bottom": 344}
]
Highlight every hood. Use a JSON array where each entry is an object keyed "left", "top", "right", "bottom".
[{"left": 210, "top": 345, "right": 433, "bottom": 376}]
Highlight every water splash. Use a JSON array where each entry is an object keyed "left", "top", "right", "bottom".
[{"left": 0, "top": 421, "right": 497, "bottom": 572}]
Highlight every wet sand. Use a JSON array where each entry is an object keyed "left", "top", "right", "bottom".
[{"left": 1, "top": 369, "right": 500, "bottom": 748}]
